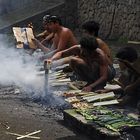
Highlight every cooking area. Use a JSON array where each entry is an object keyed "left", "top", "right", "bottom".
[{"left": 0, "top": 0, "right": 140, "bottom": 140}]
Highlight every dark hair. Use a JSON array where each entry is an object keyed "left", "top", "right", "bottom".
[
  {"left": 82, "top": 20, "right": 100, "bottom": 37},
  {"left": 48, "top": 15, "right": 62, "bottom": 25},
  {"left": 80, "top": 36, "right": 98, "bottom": 53},
  {"left": 116, "top": 47, "right": 138, "bottom": 62}
]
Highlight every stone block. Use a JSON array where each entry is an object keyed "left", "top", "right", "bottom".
[{"left": 63, "top": 109, "right": 120, "bottom": 140}]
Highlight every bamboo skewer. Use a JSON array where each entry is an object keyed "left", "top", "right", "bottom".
[
  {"left": 51, "top": 82, "right": 70, "bottom": 86},
  {"left": 93, "top": 99, "right": 119, "bottom": 106},
  {"left": 16, "top": 130, "right": 41, "bottom": 140},
  {"left": 49, "top": 74, "right": 67, "bottom": 80},
  {"left": 67, "top": 82, "right": 79, "bottom": 90},
  {"left": 6, "top": 132, "right": 40, "bottom": 139},
  {"left": 85, "top": 92, "right": 115, "bottom": 102},
  {"left": 50, "top": 70, "right": 63, "bottom": 75},
  {"left": 49, "top": 78, "right": 71, "bottom": 83}
]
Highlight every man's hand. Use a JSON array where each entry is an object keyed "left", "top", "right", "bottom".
[{"left": 82, "top": 86, "right": 92, "bottom": 92}]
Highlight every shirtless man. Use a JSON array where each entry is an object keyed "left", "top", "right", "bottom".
[
  {"left": 50, "top": 20, "right": 113, "bottom": 65},
  {"left": 82, "top": 20, "right": 113, "bottom": 64},
  {"left": 33, "top": 15, "right": 78, "bottom": 58},
  {"left": 51, "top": 36, "right": 115, "bottom": 92},
  {"left": 49, "top": 22, "right": 115, "bottom": 83},
  {"left": 96, "top": 47, "right": 140, "bottom": 107}
]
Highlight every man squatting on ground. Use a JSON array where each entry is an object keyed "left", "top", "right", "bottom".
[
  {"left": 96, "top": 47, "right": 140, "bottom": 108},
  {"left": 33, "top": 15, "right": 78, "bottom": 58},
  {"left": 50, "top": 35, "right": 115, "bottom": 92},
  {"left": 49, "top": 21, "right": 115, "bottom": 91}
]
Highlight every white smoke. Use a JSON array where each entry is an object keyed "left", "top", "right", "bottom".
[
  {"left": 0, "top": 34, "right": 66, "bottom": 106},
  {"left": 0, "top": 34, "right": 45, "bottom": 96}
]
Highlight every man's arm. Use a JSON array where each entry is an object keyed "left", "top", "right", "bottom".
[
  {"left": 51, "top": 45, "right": 80, "bottom": 61},
  {"left": 83, "top": 51, "right": 108, "bottom": 92},
  {"left": 35, "top": 30, "right": 49, "bottom": 41},
  {"left": 90, "top": 62, "right": 108, "bottom": 88},
  {"left": 32, "top": 38, "right": 50, "bottom": 53},
  {"left": 41, "top": 33, "right": 54, "bottom": 45},
  {"left": 51, "top": 56, "right": 73, "bottom": 68},
  {"left": 83, "top": 63, "right": 108, "bottom": 92},
  {"left": 36, "top": 44, "right": 80, "bottom": 60}
]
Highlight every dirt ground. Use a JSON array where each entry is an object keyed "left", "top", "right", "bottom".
[{"left": 0, "top": 85, "right": 91, "bottom": 140}]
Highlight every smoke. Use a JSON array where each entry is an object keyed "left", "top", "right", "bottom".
[
  {"left": 0, "top": 34, "right": 44, "bottom": 96},
  {"left": 0, "top": 34, "right": 66, "bottom": 106}
]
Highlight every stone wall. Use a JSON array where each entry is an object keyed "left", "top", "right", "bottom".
[
  {"left": 77, "top": 0, "right": 140, "bottom": 41},
  {"left": 64, "top": 0, "right": 78, "bottom": 29},
  {"left": 0, "top": 0, "right": 139, "bottom": 41}
]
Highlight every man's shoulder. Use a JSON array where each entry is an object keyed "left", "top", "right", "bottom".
[
  {"left": 61, "top": 27, "right": 74, "bottom": 37},
  {"left": 62, "top": 27, "right": 72, "bottom": 32},
  {"left": 96, "top": 38, "right": 110, "bottom": 51},
  {"left": 96, "top": 38, "right": 107, "bottom": 45}
]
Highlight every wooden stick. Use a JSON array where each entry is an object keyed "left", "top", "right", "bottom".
[
  {"left": 128, "top": 40, "right": 140, "bottom": 45},
  {"left": 50, "top": 70, "right": 63, "bottom": 74},
  {"left": 16, "top": 130, "right": 41, "bottom": 140},
  {"left": 84, "top": 92, "right": 115, "bottom": 102},
  {"left": 49, "top": 74, "right": 67, "bottom": 79},
  {"left": 67, "top": 83, "right": 79, "bottom": 90},
  {"left": 6, "top": 132, "right": 40, "bottom": 139},
  {"left": 49, "top": 78, "right": 71, "bottom": 83},
  {"left": 51, "top": 82, "right": 70, "bottom": 86}
]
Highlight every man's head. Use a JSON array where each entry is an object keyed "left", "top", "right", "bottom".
[
  {"left": 46, "top": 15, "right": 62, "bottom": 33},
  {"left": 47, "top": 16, "right": 62, "bottom": 25},
  {"left": 82, "top": 20, "right": 100, "bottom": 37},
  {"left": 42, "top": 14, "right": 51, "bottom": 30},
  {"left": 116, "top": 47, "right": 138, "bottom": 70},
  {"left": 80, "top": 35, "right": 98, "bottom": 55},
  {"left": 116, "top": 47, "right": 138, "bottom": 62}
]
